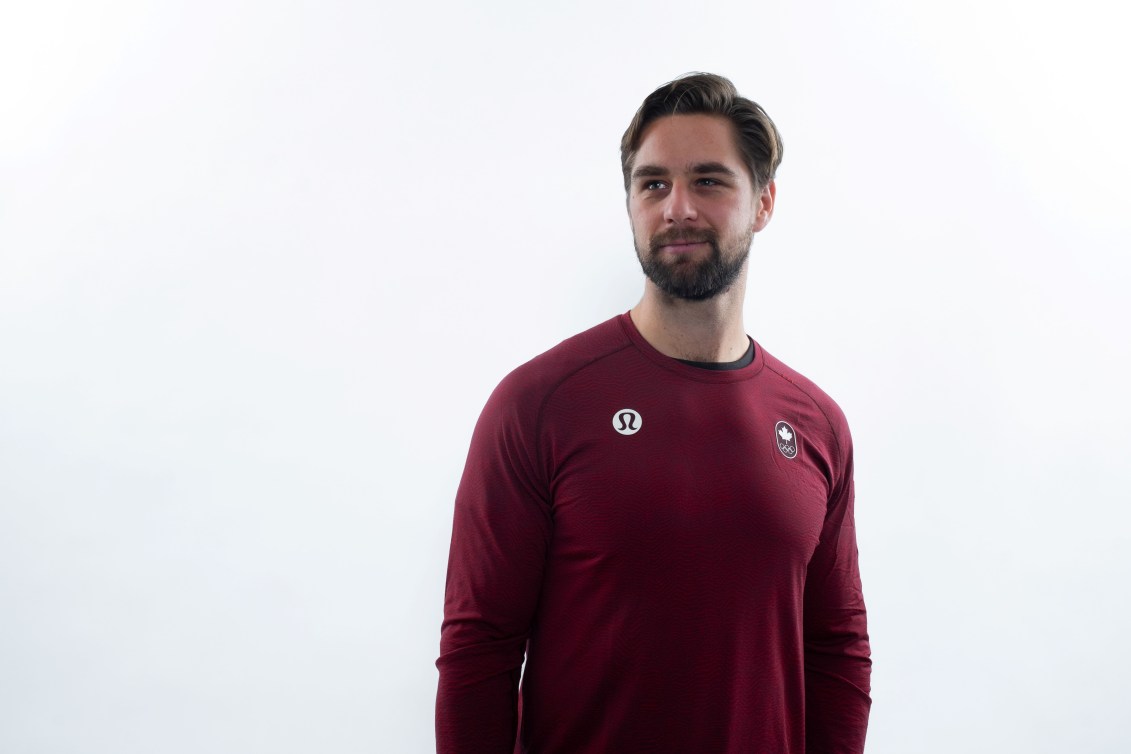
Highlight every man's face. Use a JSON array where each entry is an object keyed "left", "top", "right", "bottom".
[{"left": 627, "top": 114, "right": 774, "bottom": 301}]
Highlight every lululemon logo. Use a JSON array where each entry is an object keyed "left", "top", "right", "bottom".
[
  {"left": 775, "top": 420, "right": 798, "bottom": 459},
  {"left": 612, "top": 409, "right": 642, "bottom": 436}
]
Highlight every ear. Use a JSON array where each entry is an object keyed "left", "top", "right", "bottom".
[{"left": 752, "top": 180, "right": 776, "bottom": 233}]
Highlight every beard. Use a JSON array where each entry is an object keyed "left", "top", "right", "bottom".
[{"left": 636, "top": 226, "right": 752, "bottom": 301}]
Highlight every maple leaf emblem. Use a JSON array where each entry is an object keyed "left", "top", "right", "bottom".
[{"left": 778, "top": 426, "right": 793, "bottom": 442}]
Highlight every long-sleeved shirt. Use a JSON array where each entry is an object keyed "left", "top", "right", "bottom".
[{"left": 438, "top": 313, "right": 871, "bottom": 753}]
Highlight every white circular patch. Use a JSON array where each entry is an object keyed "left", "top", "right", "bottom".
[{"left": 612, "top": 408, "right": 642, "bottom": 436}]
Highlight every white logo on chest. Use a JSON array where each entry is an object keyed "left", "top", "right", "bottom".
[
  {"left": 612, "top": 409, "right": 642, "bottom": 436},
  {"left": 775, "top": 420, "right": 798, "bottom": 459}
]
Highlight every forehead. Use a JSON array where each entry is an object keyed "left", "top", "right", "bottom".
[{"left": 633, "top": 113, "right": 746, "bottom": 173}]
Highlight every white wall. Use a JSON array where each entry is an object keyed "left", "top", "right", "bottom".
[{"left": 2, "top": 1, "right": 1128, "bottom": 751}]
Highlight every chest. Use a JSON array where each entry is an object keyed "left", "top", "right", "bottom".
[{"left": 542, "top": 382, "right": 832, "bottom": 570}]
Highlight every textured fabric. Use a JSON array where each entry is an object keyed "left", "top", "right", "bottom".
[{"left": 437, "top": 313, "right": 870, "bottom": 754}]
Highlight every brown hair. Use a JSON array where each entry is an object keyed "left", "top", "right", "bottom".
[{"left": 620, "top": 72, "right": 783, "bottom": 191}]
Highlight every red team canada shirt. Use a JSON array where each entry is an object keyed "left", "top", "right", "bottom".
[{"left": 437, "top": 314, "right": 871, "bottom": 753}]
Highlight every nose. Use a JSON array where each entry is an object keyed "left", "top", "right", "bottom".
[{"left": 663, "top": 182, "right": 698, "bottom": 223}]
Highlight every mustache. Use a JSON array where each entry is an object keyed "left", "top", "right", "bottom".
[{"left": 649, "top": 228, "right": 718, "bottom": 251}]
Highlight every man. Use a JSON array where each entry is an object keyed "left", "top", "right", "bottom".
[{"left": 437, "top": 73, "right": 871, "bottom": 753}]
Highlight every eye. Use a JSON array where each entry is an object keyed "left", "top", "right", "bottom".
[
  {"left": 644, "top": 180, "right": 668, "bottom": 191},
  {"left": 697, "top": 177, "right": 722, "bottom": 187}
]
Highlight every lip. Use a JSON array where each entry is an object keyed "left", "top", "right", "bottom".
[{"left": 660, "top": 241, "right": 708, "bottom": 253}]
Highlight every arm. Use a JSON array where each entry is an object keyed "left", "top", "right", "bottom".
[
  {"left": 436, "top": 380, "right": 552, "bottom": 754},
  {"left": 804, "top": 422, "right": 872, "bottom": 754}
]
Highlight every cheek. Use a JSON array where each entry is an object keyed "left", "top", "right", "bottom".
[
  {"left": 723, "top": 206, "right": 756, "bottom": 232},
  {"left": 628, "top": 210, "right": 651, "bottom": 240}
]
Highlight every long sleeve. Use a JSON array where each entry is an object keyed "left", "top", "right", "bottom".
[
  {"left": 803, "top": 421, "right": 872, "bottom": 754},
  {"left": 436, "top": 377, "right": 552, "bottom": 754}
]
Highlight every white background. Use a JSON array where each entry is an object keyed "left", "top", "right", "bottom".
[{"left": 2, "top": 1, "right": 1129, "bottom": 752}]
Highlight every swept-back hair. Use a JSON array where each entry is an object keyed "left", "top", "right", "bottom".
[{"left": 620, "top": 72, "right": 783, "bottom": 191}]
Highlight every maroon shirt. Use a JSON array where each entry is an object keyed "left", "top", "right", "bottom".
[{"left": 438, "top": 314, "right": 870, "bottom": 753}]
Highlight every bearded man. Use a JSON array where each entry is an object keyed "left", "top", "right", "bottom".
[{"left": 437, "top": 72, "right": 872, "bottom": 754}]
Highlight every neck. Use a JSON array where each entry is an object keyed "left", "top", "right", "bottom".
[{"left": 630, "top": 268, "right": 750, "bottom": 363}]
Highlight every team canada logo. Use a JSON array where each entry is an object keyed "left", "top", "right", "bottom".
[{"left": 774, "top": 420, "right": 798, "bottom": 459}]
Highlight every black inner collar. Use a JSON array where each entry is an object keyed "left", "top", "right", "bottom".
[{"left": 676, "top": 339, "right": 755, "bottom": 371}]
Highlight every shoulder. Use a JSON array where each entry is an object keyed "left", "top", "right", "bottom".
[
  {"left": 480, "top": 315, "right": 634, "bottom": 426},
  {"left": 757, "top": 345, "right": 852, "bottom": 450},
  {"left": 490, "top": 315, "right": 633, "bottom": 406}
]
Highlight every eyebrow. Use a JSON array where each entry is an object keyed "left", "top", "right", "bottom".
[
  {"left": 631, "top": 162, "right": 740, "bottom": 180},
  {"left": 631, "top": 164, "right": 669, "bottom": 180},
  {"left": 690, "top": 162, "right": 739, "bottom": 177}
]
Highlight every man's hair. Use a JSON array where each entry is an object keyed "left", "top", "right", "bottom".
[{"left": 620, "top": 72, "right": 783, "bottom": 192}]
